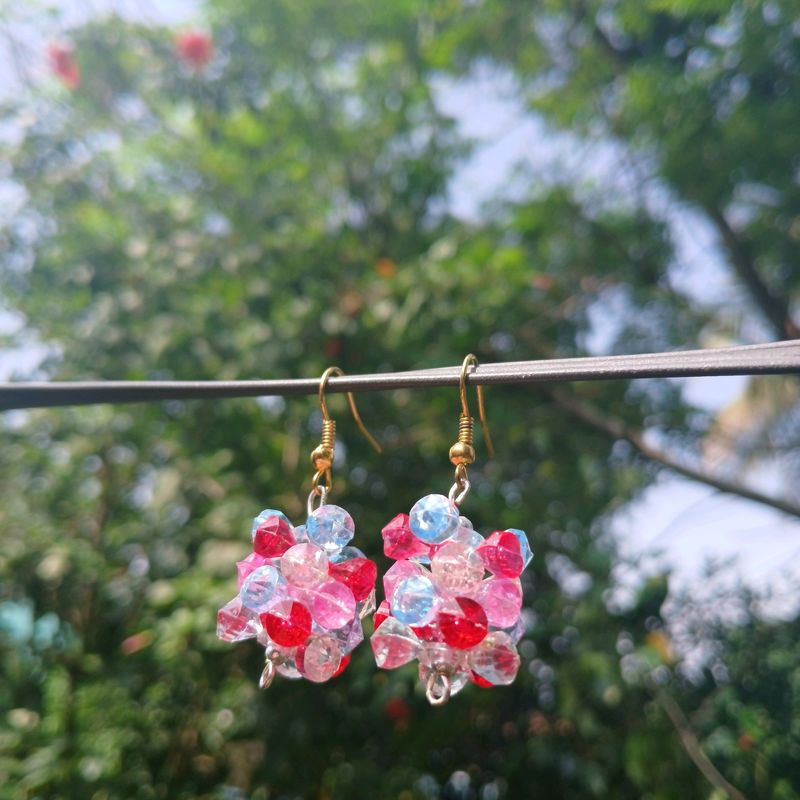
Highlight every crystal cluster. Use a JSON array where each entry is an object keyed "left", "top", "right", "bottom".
[
  {"left": 217, "top": 506, "right": 377, "bottom": 684},
  {"left": 371, "top": 494, "right": 532, "bottom": 700}
]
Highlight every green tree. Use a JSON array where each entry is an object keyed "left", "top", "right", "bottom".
[{"left": 0, "top": 1, "right": 797, "bottom": 799}]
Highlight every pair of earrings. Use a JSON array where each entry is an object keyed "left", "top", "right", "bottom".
[{"left": 216, "top": 357, "right": 533, "bottom": 705}]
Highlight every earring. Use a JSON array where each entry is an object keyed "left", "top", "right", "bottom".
[
  {"left": 217, "top": 367, "right": 381, "bottom": 689},
  {"left": 370, "top": 354, "right": 533, "bottom": 705}
]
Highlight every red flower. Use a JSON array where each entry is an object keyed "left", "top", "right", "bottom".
[
  {"left": 47, "top": 42, "right": 80, "bottom": 90},
  {"left": 175, "top": 30, "right": 213, "bottom": 69}
]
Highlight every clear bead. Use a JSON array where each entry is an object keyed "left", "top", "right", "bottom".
[
  {"left": 391, "top": 574, "right": 438, "bottom": 626},
  {"left": 306, "top": 504, "right": 355, "bottom": 553},
  {"left": 468, "top": 631, "right": 520, "bottom": 686},
  {"left": 371, "top": 617, "right": 421, "bottom": 668},
  {"left": 431, "top": 541, "right": 485, "bottom": 597},
  {"left": 301, "top": 634, "right": 343, "bottom": 683},
  {"left": 281, "top": 542, "right": 329, "bottom": 588},
  {"left": 239, "top": 565, "right": 286, "bottom": 612},
  {"left": 409, "top": 494, "right": 459, "bottom": 544}
]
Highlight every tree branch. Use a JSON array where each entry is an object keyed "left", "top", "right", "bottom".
[
  {"left": 656, "top": 690, "right": 749, "bottom": 800},
  {"left": 705, "top": 205, "right": 799, "bottom": 340},
  {"left": 544, "top": 386, "right": 800, "bottom": 521}
]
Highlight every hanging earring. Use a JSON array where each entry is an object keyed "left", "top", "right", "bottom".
[
  {"left": 217, "top": 367, "right": 381, "bottom": 689},
  {"left": 370, "top": 354, "right": 533, "bottom": 705}
]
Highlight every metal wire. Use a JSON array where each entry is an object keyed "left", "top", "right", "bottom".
[{"left": 0, "top": 340, "right": 798, "bottom": 411}]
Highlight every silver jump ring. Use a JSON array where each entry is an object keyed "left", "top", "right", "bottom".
[
  {"left": 259, "top": 659, "right": 276, "bottom": 690},
  {"left": 448, "top": 478, "right": 470, "bottom": 506},
  {"left": 425, "top": 668, "right": 452, "bottom": 706},
  {"left": 307, "top": 485, "right": 328, "bottom": 517}
]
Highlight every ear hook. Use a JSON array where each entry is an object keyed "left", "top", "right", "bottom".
[
  {"left": 318, "top": 366, "right": 382, "bottom": 454},
  {"left": 448, "top": 354, "right": 494, "bottom": 507},
  {"left": 309, "top": 367, "right": 381, "bottom": 514},
  {"left": 457, "top": 354, "right": 495, "bottom": 459}
]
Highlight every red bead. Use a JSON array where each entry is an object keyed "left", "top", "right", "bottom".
[
  {"left": 332, "top": 653, "right": 351, "bottom": 678},
  {"left": 411, "top": 620, "right": 443, "bottom": 642},
  {"left": 470, "top": 671, "right": 494, "bottom": 688},
  {"left": 261, "top": 601, "right": 311, "bottom": 647},
  {"left": 374, "top": 601, "right": 391, "bottom": 630},
  {"left": 253, "top": 516, "right": 294, "bottom": 558},
  {"left": 328, "top": 557, "right": 377, "bottom": 601},
  {"left": 477, "top": 531, "right": 524, "bottom": 578},
  {"left": 382, "top": 514, "right": 431, "bottom": 560},
  {"left": 175, "top": 30, "right": 213, "bottom": 68},
  {"left": 438, "top": 597, "right": 488, "bottom": 650}
]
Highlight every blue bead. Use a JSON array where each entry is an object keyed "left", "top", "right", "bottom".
[
  {"left": 329, "top": 545, "right": 366, "bottom": 564},
  {"left": 239, "top": 565, "right": 285, "bottom": 611},
  {"left": 251, "top": 508, "right": 290, "bottom": 541},
  {"left": 306, "top": 504, "right": 355, "bottom": 553},
  {"left": 391, "top": 575, "right": 437, "bottom": 626},
  {"left": 409, "top": 494, "right": 459, "bottom": 544},
  {"left": 506, "top": 528, "right": 533, "bottom": 569}
]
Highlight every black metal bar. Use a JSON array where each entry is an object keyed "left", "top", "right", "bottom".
[{"left": 0, "top": 340, "right": 798, "bottom": 411}]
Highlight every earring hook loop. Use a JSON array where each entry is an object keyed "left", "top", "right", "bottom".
[
  {"left": 318, "top": 366, "right": 382, "bottom": 454},
  {"left": 459, "top": 354, "right": 494, "bottom": 459}
]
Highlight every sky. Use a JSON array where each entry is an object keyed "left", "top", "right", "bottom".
[{"left": 1, "top": 0, "right": 798, "bottom": 617}]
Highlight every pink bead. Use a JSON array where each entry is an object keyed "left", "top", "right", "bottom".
[
  {"left": 216, "top": 597, "right": 258, "bottom": 642},
  {"left": 310, "top": 580, "right": 356, "bottom": 630},
  {"left": 281, "top": 543, "right": 328, "bottom": 587},
  {"left": 382, "top": 513, "right": 431, "bottom": 560},
  {"left": 236, "top": 553, "right": 272, "bottom": 589},
  {"left": 297, "top": 634, "right": 343, "bottom": 683},
  {"left": 382, "top": 560, "right": 424, "bottom": 600},
  {"left": 477, "top": 531, "right": 524, "bottom": 578},
  {"left": 431, "top": 541, "right": 485, "bottom": 597},
  {"left": 371, "top": 617, "right": 421, "bottom": 668},
  {"left": 477, "top": 577, "right": 522, "bottom": 628}
]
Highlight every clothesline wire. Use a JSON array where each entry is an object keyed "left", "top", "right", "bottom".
[{"left": 0, "top": 340, "right": 798, "bottom": 411}]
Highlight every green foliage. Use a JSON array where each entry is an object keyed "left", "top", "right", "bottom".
[{"left": 0, "top": 1, "right": 797, "bottom": 798}]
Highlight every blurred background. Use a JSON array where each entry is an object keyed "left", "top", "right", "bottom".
[{"left": 0, "top": 0, "right": 799, "bottom": 797}]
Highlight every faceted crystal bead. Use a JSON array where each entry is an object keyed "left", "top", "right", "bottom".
[
  {"left": 281, "top": 543, "right": 329, "bottom": 588},
  {"left": 502, "top": 615, "right": 526, "bottom": 644},
  {"left": 371, "top": 617, "right": 421, "bottom": 668},
  {"left": 306, "top": 504, "right": 355, "bottom": 553},
  {"left": 328, "top": 557, "right": 377, "bottom": 601},
  {"left": 477, "top": 577, "right": 522, "bottom": 628},
  {"left": 298, "top": 634, "right": 343, "bottom": 683},
  {"left": 506, "top": 528, "right": 533, "bottom": 569},
  {"left": 357, "top": 588, "right": 377, "bottom": 620},
  {"left": 251, "top": 508, "right": 290, "bottom": 540},
  {"left": 391, "top": 574, "right": 438, "bottom": 626},
  {"left": 332, "top": 653, "right": 351, "bottom": 678},
  {"left": 382, "top": 560, "right": 423, "bottom": 600},
  {"left": 261, "top": 600, "right": 312, "bottom": 647},
  {"left": 329, "top": 615, "right": 364, "bottom": 654},
  {"left": 438, "top": 597, "right": 489, "bottom": 649},
  {"left": 253, "top": 514, "right": 295, "bottom": 558},
  {"left": 468, "top": 631, "right": 520, "bottom": 686},
  {"left": 381, "top": 513, "right": 431, "bottom": 560},
  {"left": 373, "top": 600, "right": 391, "bottom": 630},
  {"left": 451, "top": 516, "right": 485, "bottom": 550},
  {"left": 239, "top": 565, "right": 286, "bottom": 612},
  {"left": 264, "top": 643, "right": 302, "bottom": 679},
  {"left": 470, "top": 671, "right": 494, "bottom": 688},
  {"left": 418, "top": 642, "right": 469, "bottom": 698},
  {"left": 330, "top": 545, "right": 366, "bottom": 564},
  {"left": 310, "top": 580, "right": 356, "bottom": 630},
  {"left": 236, "top": 552, "right": 272, "bottom": 589},
  {"left": 409, "top": 494, "right": 459, "bottom": 544},
  {"left": 410, "top": 617, "right": 443, "bottom": 642},
  {"left": 431, "top": 541, "right": 485, "bottom": 597},
  {"left": 217, "top": 597, "right": 259, "bottom": 642},
  {"left": 293, "top": 523, "right": 309, "bottom": 543},
  {"left": 477, "top": 531, "right": 524, "bottom": 578}
]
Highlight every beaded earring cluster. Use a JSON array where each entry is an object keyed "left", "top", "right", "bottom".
[
  {"left": 216, "top": 368, "right": 381, "bottom": 688},
  {"left": 370, "top": 355, "right": 532, "bottom": 704},
  {"left": 217, "top": 357, "right": 532, "bottom": 705}
]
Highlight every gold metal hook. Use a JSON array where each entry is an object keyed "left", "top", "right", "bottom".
[
  {"left": 450, "top": 354, "right": 494, "bottom": 465},
  {"left": 310, "top": 366, "right": 382, "bottom": 496},
  {"left": 318, "top": 366, "right": 382, "bottom": 454}
]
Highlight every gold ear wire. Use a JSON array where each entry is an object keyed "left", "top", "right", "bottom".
[
  {"left": 310, "top": 366, "right": 382, "bottom": 500},
  {"left": 449, "top": 354, "right": 494, "bottom": 466}
]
